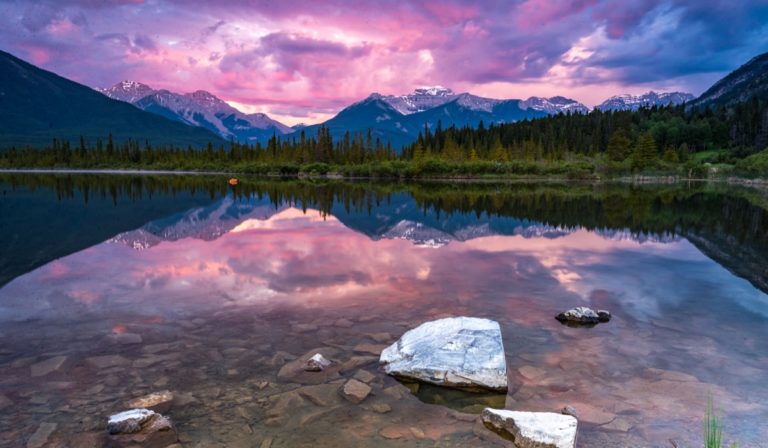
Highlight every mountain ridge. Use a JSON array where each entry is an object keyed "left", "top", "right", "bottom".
[
  {"left": 0, "top": 50, "right": 223, "bottom": 148},
  {"left": 98, "top": 81, "right": 293, "bottom": 143}
]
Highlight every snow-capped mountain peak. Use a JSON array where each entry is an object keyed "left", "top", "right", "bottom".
[
  {"left": 98, "top": 80, "right": 155, "bottom": 103},
  {"left": 98, "top": 82, "right": 293, "bottom": 142},
  {"left": 520, "top": 96, "right": 590, "bottom": 114},
  {"left": 596, "top": 91, "right": 694, "bottom": 111},
  {"left": 187, "top": 90, "right": 227, "bottom": 106},
  {"left": 413, "top": 86, "right": 454, "bottom": 97}
]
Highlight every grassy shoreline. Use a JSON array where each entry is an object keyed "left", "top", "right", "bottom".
[{"left": 1, "top": 166, "right": 766, "bottom": 188}]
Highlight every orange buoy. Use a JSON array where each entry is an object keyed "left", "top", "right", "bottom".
[{"left": 228, "top": 178, "right": 238, "bottom": 185}]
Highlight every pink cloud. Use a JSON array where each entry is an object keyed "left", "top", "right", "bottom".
[{"left": 0, "top": 0, "right": 765, "bottom": 123}]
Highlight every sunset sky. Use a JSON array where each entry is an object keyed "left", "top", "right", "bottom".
[{"left": 1, "top": 0, "right": 767, "bottom": 125}]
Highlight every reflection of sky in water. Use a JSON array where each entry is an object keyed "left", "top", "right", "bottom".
[
  {"left": 1, "top": 200, "right": 767, "bottom": 446},
  {"left": 2, "top": 206, "right": 764, "bottom": 324}
]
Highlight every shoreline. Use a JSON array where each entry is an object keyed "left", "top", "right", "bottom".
[{"left": 1, "top": 167, "right": 767, "bottom": 188}]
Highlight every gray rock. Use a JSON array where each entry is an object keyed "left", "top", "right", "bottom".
[
  {"left": 379, "top": 317, "right": 508, "bottom": 391},
  {"left": 106, "top": 408, "right": 177, "bottom": 447},
  {"left": 482, "top": 408, "right": 578, "bottom": 448},
  {"left": 555, "top": 307, "right": 611, "bottom": 326}
]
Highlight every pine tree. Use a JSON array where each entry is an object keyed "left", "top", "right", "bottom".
[
  {"left": 632, "top": 132, "right": 658, "bottom": 169},
  {"left": 606, "top": 129, "right": 631, "bottom": 161}
]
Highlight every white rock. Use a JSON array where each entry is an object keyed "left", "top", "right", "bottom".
[
  {"left": 304, "top": 353, "right": 332, "bottom": 372},
  {"left": 107, "top": 408, "right": 155, "bottom": 434},
  {"left": 481, "top": 408, "right": 578, "bottom": 448},
  {"left": 379, "top": 317, "right": 507, "bottom": 391}
]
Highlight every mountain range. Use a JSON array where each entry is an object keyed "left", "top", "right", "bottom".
[
  {"left": 4, "top": 47, "right": 767, "bottom": 150},
  {"left": 0, "top": 50, "right": 223, "bottom": 148},
  {"left": 96, "top": 80, "right": 693, "bottom": 148}
]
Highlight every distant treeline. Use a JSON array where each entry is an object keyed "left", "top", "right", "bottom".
[{"left": 1, "top": 97, "right": 767, "bottom": 176}]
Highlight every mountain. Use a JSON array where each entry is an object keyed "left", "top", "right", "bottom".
[
  {"left": 378, "top": 86, "right": 459, "bottom": 114},
  {"left": 596, "top": 91, "right": 694, "bottom": 111},
  {"left": 0, "top": 50, "right": 224, "bottom": 148},
  {"left": 299, "top": 87, "right": 586, "bottom": 150},
  {"left": 521, "top": 96, "right": 591, "bottom": 114},
  {"left": 98, "top": 81, "right": 292, "bottom": 143},
  {"left": 98, "top": 80, "right": 155, "bottom": 103},
  {"left": 300, "top": 95, "right": 412, "bottom": 148},
  {"left": 689, "top": 51, "right": 768, "bottom": 109},
  {"left": 301, "top": 91, "right": 552, "bottom": 150}
]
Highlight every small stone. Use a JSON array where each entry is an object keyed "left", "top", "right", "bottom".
[
  {"left": 561, "top": 405, "right": 578, "bottom": 418},
  {"left": 126, "top": 390, "right": 174, "bottom": 413},
  {"left": 603, "top": 417, "right": 632, "bottom": 432},
  {"left": 555, "top": 307, "right": 611, "bottom": 326},
  {"left": 379, "top": 425, "right": 409, "bottom": 439},
  {"left": 260, "top": 437, "right": 274, "bottom": 448},
  {"left": 370, "top": 403, "right": 392, "bottom": 414},
  {"left": 30, "top": 356, "right": 67, "bottom": 377},
  {"left": 304, "top": 353, "right": 332, "bottom": 372},
  {"left": 26, "top": 422, "right": 57, "bottom": 448},
  {"left": 87, "top": 355, "right": 130, "bottom": 369},
  {"left": 518, "top": 365, "right": 546, "bottom": 380},
  {"left": 255, "top": 381, "right": 270, "bottom": 390},
  {"left": 341, "top": 379, "right": 371, "bottom": 404},
  {"left": 334, "top": 318, "right": 354, "bottom": 328},
  {"left": 353, "top": 369, "right": 376, "bottom": 384}
]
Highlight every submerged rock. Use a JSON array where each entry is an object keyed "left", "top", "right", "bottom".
[
  {"left": 555, "top": 307, "right": 610, "bottom": 326},
  {"left": 106, "top": 408, "right": 177, "bottom": 447},
  {"left": 379, "top": 317, "right": 508, "bottom": 391},
  {"left": 481, "top": 408, "right": 578, "bottom": 448},
  {"left": 340, "top": 379, "right": 372, "bottom": 404},
  {"left": 304, "top": 353, "right": 332, "bottom": 372},
  {"left": 126, "top": 390, "right": 174, "bottom": 413},
  {"left": 27, "top": 422, "right": 57, "bottom": 448}
]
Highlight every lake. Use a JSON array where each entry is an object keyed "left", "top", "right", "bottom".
[{"left": 0, "top": 173, "right": 767, "bottom": 447}]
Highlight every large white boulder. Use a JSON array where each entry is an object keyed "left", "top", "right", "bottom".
[
  {"left": 481, "top": 408, "right": 578, "bottom": 448},
  {"left": 379, "top": 317, "right": 508, "bottom": 391}
]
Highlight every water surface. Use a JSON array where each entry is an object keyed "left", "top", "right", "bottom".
[{"left": 0, "top": 174, "right": 766, "bottom": 447}]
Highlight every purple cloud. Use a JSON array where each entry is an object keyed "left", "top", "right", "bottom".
[{"left": 0, "top": 0, "right": 766, "bottom": 123}]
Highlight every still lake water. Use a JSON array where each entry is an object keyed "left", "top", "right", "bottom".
[{"left": 0, "top": 173, "right": 767, "bottom": 447}]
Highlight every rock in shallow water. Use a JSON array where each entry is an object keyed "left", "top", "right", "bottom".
[
  {"left": 481, "top": 408, "right": 578, "bottom": 448},
  {"left": 340, "top": 379, "right": 371, "bottom": 404},
  {"left": 304, "top": 353, "right": 332, "bottom": 372},
  {"left": 126, "top": 390, "right": 174, "bottom": 413},
  {"left": 379, "top": 317, "right": 508, "bottom": 391},
  {"left": 106, "top": 408, "right": 177, "bottom": 447},
  {"left": 555, "top": 307, "right": 610, "bottom": 326}
]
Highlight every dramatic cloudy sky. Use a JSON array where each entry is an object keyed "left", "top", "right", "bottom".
[{"left": 1, "top": 0, "right": 767, "bottom": 125}]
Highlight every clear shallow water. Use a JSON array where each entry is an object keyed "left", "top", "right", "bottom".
[{"left": 0, "top": 174, "right": 767, "bottom": 447}]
